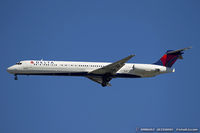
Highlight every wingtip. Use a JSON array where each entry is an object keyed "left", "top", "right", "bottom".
[
  {"left": 130, "top": 54, "right": 136, "bottom": 57},
  {"left": 184, "top": 46, "right": 192, "bottom": 50},
  {"left": 181, "top": 46, "right": 192, "bottom": 52}
]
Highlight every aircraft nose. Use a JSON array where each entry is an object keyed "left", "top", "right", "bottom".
[{"left": 7, "top": 66, "right": 15, "bottom": 73}]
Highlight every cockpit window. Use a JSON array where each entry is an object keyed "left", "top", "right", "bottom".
[{"left": 16, "top": 62, "right": 22, "bottom": 65}]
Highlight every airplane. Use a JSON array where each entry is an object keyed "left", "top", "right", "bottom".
[{"left": 7, "top": 47, "right": 191, "bottom": 87}]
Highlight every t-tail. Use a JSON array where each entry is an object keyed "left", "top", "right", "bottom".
[{"left": 154, "top": 47, "right": 191, "bottom": 68}]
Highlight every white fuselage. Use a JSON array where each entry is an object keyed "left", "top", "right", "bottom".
[{"left": 7, "top": 60, "right": 174, "bottom": 78}]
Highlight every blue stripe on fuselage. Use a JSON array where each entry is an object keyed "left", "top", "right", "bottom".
[{"left": 17, "top": 72, "right": 141, "bottom": 78}]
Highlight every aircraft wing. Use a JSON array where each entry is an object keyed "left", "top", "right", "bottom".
[
  {"left": 89, "top": 55, "right": 135, "bottom": 75},
  {"left": 87, "top": 55, "right": 135, "bottom": 87}
]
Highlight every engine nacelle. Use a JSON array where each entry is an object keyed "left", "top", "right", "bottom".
[{"left": 132, "top": 64, "right": 175, "bottom": 77}]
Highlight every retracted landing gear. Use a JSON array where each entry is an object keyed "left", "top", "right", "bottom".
[{"left": 14, "top": 74, "right": 18, "bottom": 80}]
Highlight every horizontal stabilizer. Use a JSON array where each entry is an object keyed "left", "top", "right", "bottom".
[{"left": 166, "top": 47, "right": 192, "bottom": 54}]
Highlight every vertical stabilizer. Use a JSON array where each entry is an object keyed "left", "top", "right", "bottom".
[{"left": 154, "top": 47, "right": 191, "bottom": 68}]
